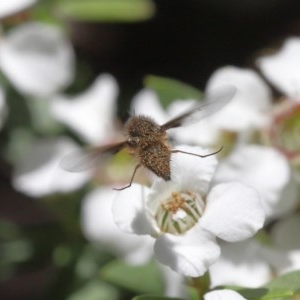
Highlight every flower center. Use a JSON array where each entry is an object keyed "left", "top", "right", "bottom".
[
  {"left": 155, "top": 191, "right": 205, "bottom": 235},
  {"left": 269, "top": 102, "right": 300, "bottom": 163}
]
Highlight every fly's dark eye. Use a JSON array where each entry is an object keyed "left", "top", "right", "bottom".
[
  {"left": 127, "top": 137, "right": 139, "bottom": 147},
  {"left": 129, "top": 130, "right": 139, "bottom": 137}
]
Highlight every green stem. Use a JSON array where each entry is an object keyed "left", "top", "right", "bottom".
[{"left": 189, "top": 272, "right": 211, "bottom": 299}]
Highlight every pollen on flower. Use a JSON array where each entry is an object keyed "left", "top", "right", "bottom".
[
  {"left": 155, "top": 190, "right": 205, "bottom": 235},
  {"left": 269, "top": 102, "right": 300, "bottom": 162}
]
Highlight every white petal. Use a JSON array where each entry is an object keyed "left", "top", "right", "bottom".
[
  {"left": 0, "top": 0, "right": 36, "bottom": 19},
  {"left": 112, "top": 183, "right": 155, "bottom": 236},
  {"left": 263, "top": 251, "right": 300, "bottom": 277},
  {"left": 170, "top": 145, "right": 218, "bottom": 194},
  {"left": 214, "top": 145, "right": 294, "bottom": 218},
  {"left": 284, "top": 250, "right": 300, "bottom": 274},
  {"left": 147, "top": 145, "right": 218, "bottom": 214},
  {"left": 201, "top": 182, "right": 265, "bottom": 242},
  {"left": 146, "top": 145, "right": 218, "bottom": 216},
  {"left": 257, "top": 37, "right": 300, "bottom": 99},
  {"left": 131, "top": 91, "right": 220, "bottom": 146},
  {"left": 158, "top": 264, "right": 186, "bottom": 298},
  {"left": 12, "top": 137, "right": 91, "bottom": 197},
  {"left": 51, "top": 74, "right": 118, "bottom": 145},
  {"left": 204, "top": 289, "right": 247, "bottom": 300},
  {"left": 167, "top": 100, "right": 220, "bottom": 146},
  {"left": 0, "top": 22, "right": 74, "bottom": 98},
  {"left": 154, "top": 223, "right": 220, "bottom": 277},
  {"left": 81, "top": 187, "right": 154, "bottom": 265},
  {"left": 273, "top": 250, "right": 300, "bottom": 275},
  {"left": 205, "top": 66, "right": 272, "bottom": 131},
  {"left": 131, "top": 89, "right": 167, "bottom": 124},
  {"left": 146, "top": 181, "right": 179, "bottom": 216},
  {"left": 209, "top": 240, "right": 271, "bottom": 288}
]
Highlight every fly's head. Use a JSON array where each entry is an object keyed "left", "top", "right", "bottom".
[{"left": 125, "top": 115, "right": 162, "bottom": 148}]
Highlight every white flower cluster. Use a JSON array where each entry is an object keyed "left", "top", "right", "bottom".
[
  {"left": 1, "top": 4, "right": 300, "bottom": 297},
  {"left": 112, "top": 146, "right": 264, "bottom": 277}
]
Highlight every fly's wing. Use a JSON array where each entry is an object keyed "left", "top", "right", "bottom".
[
  {"left": 60, "top": 141, "right": 127, "bottom": 172},
  {"left": 160, "top": 85, "right": 236, "bottom": 131}
]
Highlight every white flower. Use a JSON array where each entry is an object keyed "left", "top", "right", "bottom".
[
  {"left": 205, "top": 66, "right": 272, "bottom": 132},
  {"left": 132, "top": 67, "right": 272, "bottom": 147},
  {"left": 81, "top": 186, "right": 154, "bottom": 265},
  {"left": 113, "top": 145, "right": 265, "bottom": 277},
  {"left": 131, "top": 88, "right": 223, "bottom": 147},
  {"left": 81, "top": 186, "right": 186, "bottom": 297},
  {"left": 213, "top": 145, "right": 299, "bottom": 219},
  {"left": 51, "top": 74, "right": 118, "bottom": 145},
  {"left": 257, "top": 37, "right": 300, "bottom": 100},
  {"left": 0, "top": 0, "right": 37, "bottom": 19},
  {"left": 168, "top": 99, "right": 221, "bottom": 146},
  {"left": 208, "top": 215, "right": 300, "bottom": 289},
  {"left": 13, "top": 137, "right": 91, "bottom": 197},
  {"left": 204, "top": 289, "right": 247, "bottom": 300},
  {"left": 131, "top": 89, "right": 168, "bottom": 124},
  {"left": 267, "top": 101, "right": 300, "bottom": 163},
  {"left": 0, "top": 22, "right": 74, "bottom": 98},
  {"left": 209, "top": 239, "right": 272, "bottom": 288}
]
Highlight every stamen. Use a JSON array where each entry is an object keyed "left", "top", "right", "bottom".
[{"left": 155, "top": 191, "right": 205, "bottom": 235}]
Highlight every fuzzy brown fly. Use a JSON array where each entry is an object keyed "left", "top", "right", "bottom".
[{"left": 61, "top": 86, "right": 236, "bottom": 190}]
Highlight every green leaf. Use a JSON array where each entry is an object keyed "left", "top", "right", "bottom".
[
  {"left": 3, "top": 127, "right": 34, "bottom": 165},
  {"left": 144, "top": 75, "right": 203, "bottom": 108},
  {"left": 57, "top": 0, "right": 155, "bottom": 22},
  {"left": 264, "top": 270, "right": 300, "bottom": 295},
  {"left": 26, "top": 99, "right": 63, "bottom": 134},
  {"left": 132, "top": 295, "right": 184, "bottom": 300},
  {"left": 219, "top": 271, "right": 300, "bottom": 300},
  {"left": 0, "top": 221, "right": 33, "bottom": 276},
  {"left": 101, "top": 260, "right": 164, "bottom": 294},
  {"left": 67, "top": 280, "right": 119, "bottom": 300},
  {"left": 237, "top": 288, "right": 293, "bottom": 300}
]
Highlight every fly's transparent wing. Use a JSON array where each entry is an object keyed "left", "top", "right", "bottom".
[
  {"left": 161, "top": 85, "right": 236, "bottom": 131},
  {"left": 60, "top": 141, "right": 126, "bottom": 172}
]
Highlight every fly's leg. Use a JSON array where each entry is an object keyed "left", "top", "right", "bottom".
[
  {"left": 171, "top": 146, "right": 223, "bottom": 158},
  {"left": 113, "top": 163, "right": 142, "bottom": 191}
]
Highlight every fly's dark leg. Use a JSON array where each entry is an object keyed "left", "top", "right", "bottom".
[
  {"left": 113, "top": 163, "right": 142, "bottom": 191},
  {"left": 171, "top": 146, "right": 223, "bottom": 158}
]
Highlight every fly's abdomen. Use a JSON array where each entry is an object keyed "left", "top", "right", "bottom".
[{"left": 140, "top": 143, "right": 171, "bottom": 181}]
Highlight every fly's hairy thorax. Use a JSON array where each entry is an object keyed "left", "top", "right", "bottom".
[
  {"left": 125, "top": 115, "right": 171, "bottom": 180},
  {"left": 125, "top": 115, "right": 165, "bottom": 146}
]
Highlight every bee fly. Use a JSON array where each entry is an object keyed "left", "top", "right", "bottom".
[{"left": 61, "top": 85, "right": 236, "bottom": 190}]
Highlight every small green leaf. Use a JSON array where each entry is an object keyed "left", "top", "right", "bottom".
[
  {"left": 57, "top": 0, "right": 155, "bottom": 22},
  {"left": 67, "top": 280, "right": 119, "bottom": 300},
  {"left": 3, "top": 128, "right": 35, "bottom": 164},
  {"left": 238, "top": 288, "right": 293, "bottom": 300},
  {"left": 144, "top": 75, "right": 203, "bottom": 108},
  {"left": 132, "top": 295, "right": 185, "bottom": 300},
  {"left": 101, "top": 260, "right": 164, "bottom": 294},
  {"left": 265, "top": 270, "right": 300, "bottom": 295},
  {"left": 222, "top": 285, "right": 294, "bottom": 300},
  {"left": 26, "top": 99, "right": 63, "bottom": 134}
]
